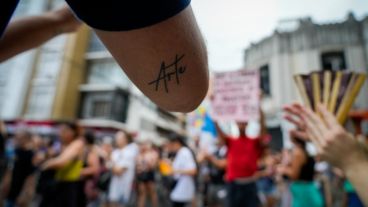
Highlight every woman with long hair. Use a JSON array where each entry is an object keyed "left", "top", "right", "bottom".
[
  {"left": 167, "top": 134, "right": 198, "bottom": 207},
  {"left": 136, "top": 140, "right": 159, "bottom": 207},
  {"left": 80, "top": 131, "right": 101, "bottom": 207},
  {"left": 277, "top": 136, "right": 323, "bottom": 207},
  {"left": 41, "top": 121, "right": 86, "bottom": 207}
]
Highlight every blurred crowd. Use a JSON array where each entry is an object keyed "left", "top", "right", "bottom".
[{"left": 0, "top": 114, "right": 366, "bottom": 207}]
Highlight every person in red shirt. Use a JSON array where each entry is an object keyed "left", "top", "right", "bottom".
[{"left": 215, "top": 110, "right": 268, "bottom": 207}]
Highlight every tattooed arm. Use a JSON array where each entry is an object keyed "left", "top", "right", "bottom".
[{"left": 95, "top": 6, "right": 209, "bottom": 112}]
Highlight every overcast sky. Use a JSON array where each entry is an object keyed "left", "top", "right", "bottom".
[{"left": 191, "top": 0, "right": 368, "bottom": 71}]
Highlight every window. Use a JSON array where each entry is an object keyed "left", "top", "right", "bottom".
[
  {"left": 25, "top": 85, "right": 55, "bottom": 119},
  {"left": 79, "top": 90, "right": 129, "bottom": 122},
  {"left": 140, "top": 119, "right": 155, "bottom": 131},
  {"left": 87, "top": 59, "right": 131, "bottom": 89},
  {"left": 321, "top": 51, "right": 346, "bottom": 71},
  {"left": 91, "top": 100, "right": 111, "bottom": 117},
  {"left": 260, "top": 65, "right": 271, "bottom": 96}
]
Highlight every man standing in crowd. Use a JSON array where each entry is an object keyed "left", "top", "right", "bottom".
[
  {"left": 215, "top": 110, "right": 268, "bottom": 207},
  {"left": 109, "top": 131, "right": 138, "bottom": 207}
]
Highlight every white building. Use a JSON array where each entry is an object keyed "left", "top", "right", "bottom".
[{"left": 244, "top": 13, "right": 368, "bottom": 147}]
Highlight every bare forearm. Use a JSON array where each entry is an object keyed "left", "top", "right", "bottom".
[
  {"left": 344, "top": 161, "right": 368, "bottom": 206},
  {"left": 95, "top": 6, "right": 208, "bottom": 112},
  {"left": 208, "top": 156, "right": 226, "bottom": 169},
  {"left": 112, "top": 166, "right": 126, "bottom": 176},
  {"left": 81, "top": 166, "right": 99, "bottom": 177},
  {"left": 43, "top": 158, "right": 65, "bottom": 169},
  {"left": 259, "top": 109, "right": 267, "bottom": 136},
  {"left": 175, "top": 169, "right": 197, "bottom": 176},
  {"left": 0, "top": 6, "right": 80, "bottom": 62},
  {"left": 214, "top": 122, "right": 227, "bottom": 142}
]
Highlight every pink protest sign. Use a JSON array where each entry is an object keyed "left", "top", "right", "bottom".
[{"left": 211, "top": 69, "right": 260, "bottom": 122}]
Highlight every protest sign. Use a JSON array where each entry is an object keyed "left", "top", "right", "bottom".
[{"left": 211, "top": 69, "right": 260, "bottom": 122}]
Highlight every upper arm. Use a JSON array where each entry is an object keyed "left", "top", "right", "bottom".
[
  {"left": 212, "top": 157, "right": 227, "bottom": 169},
  {"left": 88, "top": 150, "right": 100, "bottom": 168},
  {"left": 55, "top": 140, "right": 84, "bottom": 166},
  {"left": 215, "top": 123, "right": 228, "bottom": 144},
  {"left": 259, "top": 108, "right": 267, "bottom": 136},
  {"left": 96, "top": 7, "right": 208, "bottom": 112},
  {"left": 66, "top": 1, "right": 208, "bottom": 112}
]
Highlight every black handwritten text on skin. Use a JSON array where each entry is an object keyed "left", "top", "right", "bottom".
[{"left": 148, "top": 54, "right": 186, "bottom": 93}]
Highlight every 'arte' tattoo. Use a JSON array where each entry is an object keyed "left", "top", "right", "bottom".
[{"left": 148, "top": 54, "right": 186, "bottom": 93}]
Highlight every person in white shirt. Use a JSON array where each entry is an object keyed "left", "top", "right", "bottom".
[
  {"left": 108, "top": 131, "right": 138, "bottom": 207},
  {"left": 168, "top": 134, "right": 198, "bottom": 207}
]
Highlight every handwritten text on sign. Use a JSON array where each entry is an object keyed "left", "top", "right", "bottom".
[{"left": 211, "top": 70, "right": 260, "bottom": 122}]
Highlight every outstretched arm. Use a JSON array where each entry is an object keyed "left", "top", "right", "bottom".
[
  {"left": 42, "top": 139, "right": 84, "bottom": 169},
  {"left": 214, "top": 122, "right": 228, "bottom": 144},
  {"left": 259, "top": 108, "right": 267, "bottom": 137},
  {"left": 283, "top": 103, "right": 368, "bottom": 206},
  {"left": 206, "top": 154, "right": 227, "bottom": 169},
  {"left": 94, "top": 6, "right": 208, "bottom": 112},
  {"left": 0, "top": 6, "right": 80, "bottom": 62}
]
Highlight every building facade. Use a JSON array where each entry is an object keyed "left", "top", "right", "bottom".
[{"left": 244, "top": 13, "right": 368, "bottom": 146}]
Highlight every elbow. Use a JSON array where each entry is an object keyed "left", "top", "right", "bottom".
[
  {"left": 51, "top": 161, "right": 67, "bottom": 169},
  {"left": 158, "top": 71, "right": 209, "bottom": 113},
  {"left": 164, "top": 89, "right": 207, "bottom": 113}
]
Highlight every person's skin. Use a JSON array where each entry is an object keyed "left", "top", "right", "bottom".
[
  {"left": 283, "top": 103, "right": 368, "bottom": 206},
  {"left": 0, "top": 121, "right": 6, "bottom": 156},
  {"left": 256, "top": 153, "right": 279, "bottom": 207},
  {"left": 31, "top": 135, "right": 47, "bottom": 166},
  {"left": 276, "top": 138, "right": 307, "bottom": 180},
  {"left": 42, "top": 124, "right": 84, "bottom": 170},
  {"left": 0, "top": 6, "right": 81, "bottom": 62},
  {"left": 137, "top": 143, "right": 158, "bottom": 207},
  {"left": 95, "top": 6, "right": 208, "bottom": 112},
  {"left": 80, "top": 145, "right": 100, "bottom": 177},
  {"left": 0, "top": 121, "right": 6, "bottom": 135},
  {"left": 204, "top": 141, "right": 227, "bottom": 169},
  {"left": 2, "top": 5, "right": 208, "bottom": 113},
  {"left": 14, "top": 130, "right": 32, "bottom": 150}
]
